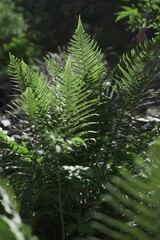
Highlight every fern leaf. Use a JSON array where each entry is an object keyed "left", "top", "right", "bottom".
[
  {"left": 0, "top": 129, "right": 29, "bottom": 154},
  {"left": 47, "top": 56, "right": 98, "bottom": 139},
  {"left": 9, "top": 55, "right": 54, "bottom": 124},
  {"left": 46, "top": 54, "right": 64, "bottom": 80},
  {"left": 8, "top": 54, "right": 28, "bottom": 93},
  {"left": 107, "top": 37, "right": 160, "bottom": 147},
  {"left": 68, "top": 16, "right": 106, "bottom": 95}
]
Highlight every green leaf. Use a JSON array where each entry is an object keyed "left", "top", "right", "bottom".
[{"left": 115, "top": 6, "right": 139, "bottom": 22}]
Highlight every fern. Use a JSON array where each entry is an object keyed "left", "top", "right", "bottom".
[
  {"left": 105, "top": 37, "right": 160, "bottom": 153},
  {"left": 91, "top": 139, "right": 160, "bottom": 240},
  {"left": 8, "top": 19, "right": 106, "bottom": 143},
  {"left": 1, "top": 19, "right": 108, "bottom": 239},
  {"left": 1, "top": 19, "right": 160, "bottom": 240}
]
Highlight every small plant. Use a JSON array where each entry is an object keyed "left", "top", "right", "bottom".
[{"left": 0, "top": 18, "right": 160, "bottom": 239}]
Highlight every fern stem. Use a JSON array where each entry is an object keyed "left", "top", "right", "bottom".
[{"left": 57, "top": 160, "right": 66, "bottom": 240}]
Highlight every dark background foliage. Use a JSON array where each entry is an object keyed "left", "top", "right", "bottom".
[{"left": 14, "top": 0, "right": 133, "bottom": 62}]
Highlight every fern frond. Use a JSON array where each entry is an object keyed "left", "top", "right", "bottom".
[
  {"left": 46, "top": 54, "right": 64, "bottom": 80},
  {"left": 0, "top": 129, "right": 29, "bottom": 154},
  {"left": 47, "top": 56, "right": 98, "bottom": 139},
  {"left": 9, "top": 55, "right": 54, "bottom": 123},
  {"left": 68, "top": 17, "right": 106, "bottom": 95},
  {"left": 8, "top": 54, "right": 28, "bottom": 93},
  {"left": 107, "top": 37, "right": 160, "bottom": 147},
  {"left": 0, "top": 129, "right": 43, "bottom": 165}
]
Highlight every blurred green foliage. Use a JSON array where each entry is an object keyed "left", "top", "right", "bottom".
[
  {"left": 92, "top": 137, "right": 160, "bottom": 240},
  {"left": 0, "top": 0, "right": 26, "bottom": 38},
  {"left": 15, "top": 0, "right": 132, "bottom": 58},
  {"left": 0, "top": 178, "right": 38, "bottom": 240},
  {"left": 116, "top": 0, "right": 160, "bottom": 36},
  {"left": 0, "top": 0, "right": 39, "bottom": 74}
]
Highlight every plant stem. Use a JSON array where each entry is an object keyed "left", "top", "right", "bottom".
[{"left": 58, "top": 161, "right": 65, "bottom": 240}]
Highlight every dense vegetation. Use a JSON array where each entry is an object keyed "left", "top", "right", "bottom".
[{"left": 0, "top": 1, "right": 160, "bottom": 240}]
